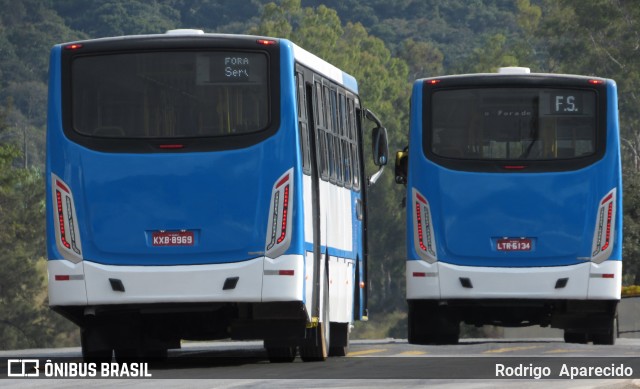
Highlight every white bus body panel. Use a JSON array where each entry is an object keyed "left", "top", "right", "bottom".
[
  {"left": 49, "top": 255, "right": 305, "bottom": 306},
  {"left": 48, "top": 260, "right": 88, "bottom": 305},
  {"left": 407, "top": 260, "right": 621, "bottom": 300},
  {"left": 328, "top": 256, "right": 355, "bottom": 323},
  {"left": 262, "top": 254, "right": 305, "bottom": 301},
  {"left": 303, "top": 173, "right": 356, "bottom": 324}
]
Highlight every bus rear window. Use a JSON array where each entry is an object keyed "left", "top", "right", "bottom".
[
  {"left": 71, "top": 51, "right": 269, "bottom": 138},
  {"left": 430, "top": 88, "right": 597, "bottom": 161}
]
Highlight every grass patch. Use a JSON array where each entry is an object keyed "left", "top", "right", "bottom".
[{"left": 351, "top": 310, "right": 407, "bottom": 339}]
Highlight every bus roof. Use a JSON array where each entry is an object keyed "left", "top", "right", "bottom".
[
  {"left": 417, "top": 71, "right": 610, "bottom": 84},
  {"left": 289, "top": 41, "right": 358, "bottom": 92},
  {"left": 57, "top": 31, "right": 359, "bottom": 93}
]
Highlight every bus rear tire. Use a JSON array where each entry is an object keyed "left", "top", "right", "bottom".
[
  {"left": 563, "top": 331, "right": 588, "bottom": 344},
  {"left": 300, "top": 276, "right": 330, "bottom": 362},
  {"left": 408, "top": 301, "right": 459, "bottom": 345},
  {"left": 114, "top": 347, "right": 168, "bottom": 363},
  {"left": 591, "top": 316, "right": 617, "bottom": 345},
  {"left": 81, "top": 326, "right": 113, "bottom": 364},
  {"left": 328, "top": 322, "right": 349, "bottom": 357},
  {"left": 408, "top": 301, "right": 429, "bottom": 344},
  {"left": 266, "top": 345, "right": 297, "bottom": 363}
]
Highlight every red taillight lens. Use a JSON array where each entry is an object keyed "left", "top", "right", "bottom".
[
  {"left": 415, "top": 201, "right": 428, "bottom": 253},
  {"left": 158, "top": 144, "right": 184, "bottom": 149},
  {"left": 503, "top": 165, "right": 527, "bottom": 170},
  {"left": 413, "top": 188, "right": 437, "bottom": 263},
  {"left": 257, "top": 39, "right": 277, "bottom": 46},
  {"left": 52, "top": 174, "right": 83, "bottom": 262},
  {"left": 276, "top": 185, "right": 290, "bottom": 244},
  {"left": 265, "top": 169, "right": 294, "bottom": 258},
  {"left": 591, "top": 188, "right": 616, "bottom": 263},
  {"left": 64, "top": 43, "right": 83, "bottom": 50},
  {"left": 56, "top": 190, "right": 71, "bottom": 250}
]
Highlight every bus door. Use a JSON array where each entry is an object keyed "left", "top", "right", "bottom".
[{"left": 296, "top": 68, "right": 322, "bottom": 322}]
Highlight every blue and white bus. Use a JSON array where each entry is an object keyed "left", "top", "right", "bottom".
[
  {"left": 46, "top": 30, "right": 388, "bottom": 362},
  {"left": 395, "top": 67, "right": 621, "bottom": 345}
]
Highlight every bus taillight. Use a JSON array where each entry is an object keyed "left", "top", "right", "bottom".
[
  {"left": 412, "top": 188, "right": 437, "bottom": 263},
  {"left": 257, "top": 39, "right": 277, "bottom": 46},
  {"left": 591, "top": 188, "right": 616, "bottom": 264},
  {"left": 52, "top": 174, "right": 83, "bottom": 263},
  {"left": 265, "top": 168, "right": 294, "bottom": 259},
  {"left": 64, "top": 43, "right": 83, "bottom": 50}
]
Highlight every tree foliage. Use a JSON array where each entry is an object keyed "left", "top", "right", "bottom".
[
  {"left": 1, "top": 0, "right": 640, "bottom": 345},
  {"left": 0, "top": 144, "right": 47, "bottom": 349}
]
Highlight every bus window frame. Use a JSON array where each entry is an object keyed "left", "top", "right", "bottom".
[
  {"left": 60, "top": 37, "right": 281, "bottom": 153},
  {"left": 421, "top": 76, "right": 608, "bottom": 173}
]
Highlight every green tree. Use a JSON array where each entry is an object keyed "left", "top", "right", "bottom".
[
  {"left": 0, "top": 145, "right": 44, "bottom": 349},
  {"left": 398, "top": 38, "right": 444, "bottom": 79},
  {"left": 459, "top": 33, "right": 519, "bottom": 73},
  {"left": 516, "top": 0, "right": 640, "bottom": 284},
  {"left": 53, "top": 0, "right": 180, "bottom": 38}
]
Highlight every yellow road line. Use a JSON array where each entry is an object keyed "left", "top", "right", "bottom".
[
  {"left": 544, "top": 348, "right": 594, "bottom": 354},
  {"left": 347, "top": 348, "right": 387, "bottom": 357},
  {"left": 483, "top": 345, "right": 540, "bottom": 354},
  {"left": 397, "top": 350, "right": 428, "bottom": 356}
]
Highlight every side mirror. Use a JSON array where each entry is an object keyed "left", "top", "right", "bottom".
[
  {"left": 363, "top": 109, "right": 389, "bottom": 186},
  {"left": 372, "top": 126, "right": 389, "bottom": 167},
  {"left": 395, "top": 149, "right": 408, "bottom": 185}
]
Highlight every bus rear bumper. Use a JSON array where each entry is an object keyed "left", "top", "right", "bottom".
[
  {"left": 406, "top": 259, "right": 621, "bottom": 300},
  {"left": 48, "top": 254, "right": 304, "bottom": 307}
]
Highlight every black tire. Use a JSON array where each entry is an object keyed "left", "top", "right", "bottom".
[
  {"left": 266, "top": 346, "right": 297, "bottom": 363},
  {"left": 592, "top": 316, "right": 617, "bottom": 345},
  {"left": 328, "top": 322, "right": 349, "bottom": 357},
  {"left": 81, "top": 326, "right": 113, "bottom": 364},
  {"left": 300, "top": 274, "right": 330, "bottom": 362},
  {"left": 408, "top": 301, "right": 459, "bottom": 345},
  {"left": 564, "top": 331, "right": 588, "bottom": 344},
  {"left": 408, "top": 301, "right": 430, "bottom": 345},
  {"left": 115, "top": 346, "right": 168, "bottom": 363}
]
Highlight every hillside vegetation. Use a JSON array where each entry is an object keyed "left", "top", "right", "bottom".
[{"left": 0, "top": 0, "right": 638, "bottom": 347}]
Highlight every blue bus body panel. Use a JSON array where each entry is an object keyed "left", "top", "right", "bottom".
[
  {"left": 46, "top": 43, "right": 304, "bottom": 266},
  {"left": 406, "top": 79, "right": 622, "bottom": 268}
]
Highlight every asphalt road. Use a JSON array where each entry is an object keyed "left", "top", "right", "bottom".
[{"left": 2, "top": 338, "right": 639, "bottom": 388}]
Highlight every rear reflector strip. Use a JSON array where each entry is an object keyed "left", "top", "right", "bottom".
[
  {"left": 159, "top": 144, "right": 184, "bottom": 149},
  {"left": 412, "top": 271, "right": 437, "bottom": 277},
  {"left": 590, "top": 273, "right": 615, "bottom": 279},
  {"left": 503, "top": 165, "right": 527, "bottom": 170},
  {"left": 264, "top": 270, "right": 295, "bottom": 276},
  {"left": 54, "top": 274, "right": 84, "bottom": 281}
]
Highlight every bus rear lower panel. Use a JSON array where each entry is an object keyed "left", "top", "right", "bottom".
[
  {"left": 52, "top": 301, "right": 308, "bottom": 350},
  {"left": 408, "top": 298, "right": 618, "bottom": 331}
]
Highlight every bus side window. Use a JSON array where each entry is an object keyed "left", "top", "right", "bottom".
[
  {"left": 352, "top": 99, "right": 361, "bottom": 191},
  {"left": 323, "top": 85, "right": 335, "bottom": 183},
  {"left": 296, "top": 71, "right": 311, "bottom": 174},
  {"left": 315, "top": 81, "right": 329, "bottom": 180},
  {"left": 339, "top": 92, "right": 352, "bottom": 189},
  {"left": 330, "top": 88, "right": 344, "bottom": 186}
]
